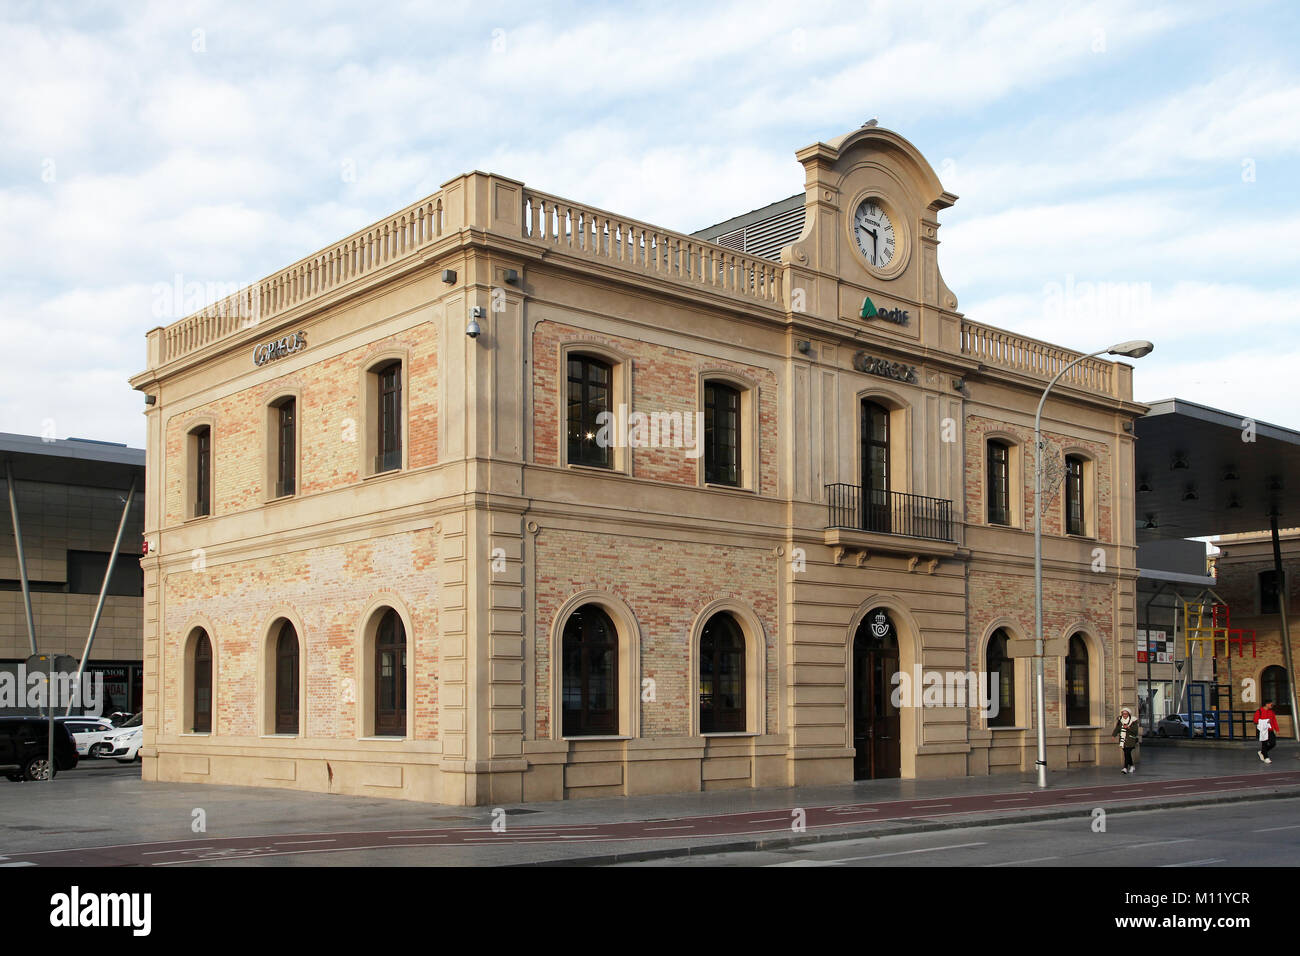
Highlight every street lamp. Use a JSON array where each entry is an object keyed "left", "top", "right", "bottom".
[{"left": 1033, "top": 340, "right": 1153, "bottom": 788}]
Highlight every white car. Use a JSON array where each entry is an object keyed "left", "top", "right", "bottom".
[
  {"left": 55, "top": 716, "right": 118, "bottom": 757},
  {"left": 105, "top": 714, "right": 143, "bottom": 762}
]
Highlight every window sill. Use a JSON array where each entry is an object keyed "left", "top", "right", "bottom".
[
  {"left": 702, "top": 482, "right": 755, "bottom": 494},
  {"left": 701, "top": 730, "right": 758, "bottom": 737},
  {"left": 561, "top": 734, "right": 631, "bottom": 742},
  {"left": 987, "top": 725, "right": 1027, "bottom": 732},
  {"left": 180, "top": 732, "right": 211, "bottom": 737},
  {"left": 362, "top": 467, "right": 405, "bottom": 482},
  {"left": 260, "top": 734, "right": 299, "bottom": 738},
  {"left": 182, "top": 513, "right": 211, "bottom": 524},
  {"left": 564, "top": 462, "right": 620, "bottom": 475}
]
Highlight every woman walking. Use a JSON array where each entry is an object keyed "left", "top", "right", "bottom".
[
  {"left": 1254, "top": 700, "right": 1279, "bottom": 764},
  {"left": 1111, "top": 706, "right": 1140, "bottom": 774}
]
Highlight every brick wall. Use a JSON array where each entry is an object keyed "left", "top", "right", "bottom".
[
  {"left": 161, "top": 528, "right": 440, "bottom": 739},
  {"left": 532, "top": 320, "right": 778, "bottom": 493},
  {"left": 533, "top": 527, "right": 777, "bottom": 738},
  {"left": 164, "top": 329, "right": 438, "bottom": 525}
]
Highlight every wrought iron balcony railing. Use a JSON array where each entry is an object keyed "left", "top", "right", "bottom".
[{"left": 825, "top": 483, "right": 954, "bottom": 542}]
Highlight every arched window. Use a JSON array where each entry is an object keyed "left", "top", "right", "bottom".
[
  {"left": 193, "top": 630, "right": 212, "bottom": 733},
  {"left": 561, "top": 605, "right": 618, "bottom": 736},
  {"left": 1065, "top": 634, "right": 1090, "bottom": 726},
  {"left": 986, "top": 628, "right": 1014, "bottom": 727},
  {"left": 374, "top": 609, "right": 406, "bottom": 737},
  {"left": 860, "top": 400, "right": 891, "bottom": 533},
  {"left": 987, "top": 440, "right": 1010, "bottom": 526},
  {"left": 275, "top": 621, "right": 300, "bottom": 735},
  {"left": 1262, "top": 665, "right": 1291, "bottom": 716},
  {"left": 1064, "top": 455, "right": 1085, "bottom": 536},
  {"left": 703, "top": 382, "right": 741, "bottom": 486},
  {"left": 700, "top": 613, "right": 746, "bottom": 733},
  {"left": 567, "top": 355, "right": 612, "bottom": 468},
  {"left": 375, "top": 361, "right": 403, "bottom": 473},
  {"left": 271, "top": 396, "right": 296, "bottom": 497}
]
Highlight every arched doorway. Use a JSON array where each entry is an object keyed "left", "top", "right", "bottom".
[{"left": 852, "top": 608, "right": 901, "bottom": 779}]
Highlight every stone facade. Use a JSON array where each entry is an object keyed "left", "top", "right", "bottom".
[{"left": 129, "top": 126, "right": 1146, "bottom": 804}]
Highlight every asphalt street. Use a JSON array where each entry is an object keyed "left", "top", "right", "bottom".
[{"left": 614, "top": 798, "right": 1300, "bottom": 867}]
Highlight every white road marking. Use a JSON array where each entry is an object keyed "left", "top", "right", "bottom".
[
  {"left": 995, "top": 797, "right": 1029, "bottom": 803},
  {"left": 273, "top": 839, "right": 337, "bottom": 846},
  {"left": 826, "top": 841, "right": 987, "bottom": 864},
  {"left": 1160, "top": 858, "right": 1226, "bottom": 867},
  {"left": 911, "top": 803, "right": 952, "bottom": 809},
  {"left": 142, "top": 847, "right": 215, "bottom": 856},
  {"left": 985, "top": 856, "right": 1060, "bottom": 867},
  {"left": 0, "top": 861, "right": 36, "bottom": 867},
  {"left": 644, "top": 825, "right": 695, "bottom": 831},
  {"left": 1124, "top": 838, "right": 1194, "bottom": 849},
  {"left": 1254, "top": 823, "right": 1300, "bottom": 832},
  {"left": 749, "top": 817, "right": 791, "bottom": 824},
  {"left": 1163, "top": 784, "right": 1195, "bottom": 789},
  {"left": 386, "top": 835, "right": 449, "bottom": 841}
]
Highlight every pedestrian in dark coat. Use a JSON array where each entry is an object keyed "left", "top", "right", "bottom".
[{"left": 1111, "top": 707, "right": 1139, "bottom": 773}]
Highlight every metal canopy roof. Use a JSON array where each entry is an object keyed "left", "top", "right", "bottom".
[
  {"left": 0, "top": 432, "right": 145, "bottom": 492},
  {"left": 1134, "top": 398, "right": 1300, "bottom": 542}
]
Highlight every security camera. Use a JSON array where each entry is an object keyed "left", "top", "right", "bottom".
[{"left": 466, "top": 318, "right": 481, "bottom": 339}]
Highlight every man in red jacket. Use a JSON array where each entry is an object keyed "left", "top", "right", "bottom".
[{"left": 1254, "top": 701, "right": 1279, "bottom": 764}]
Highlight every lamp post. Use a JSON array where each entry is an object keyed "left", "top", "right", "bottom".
[{"left": 1033, "top": 340, "right": 1153, "bottom": 788}]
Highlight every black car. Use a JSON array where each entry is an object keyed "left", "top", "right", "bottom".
[{"left": 0, "top": 716, "right": 79, "bottom": 781}]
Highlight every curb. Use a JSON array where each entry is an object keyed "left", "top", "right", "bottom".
[{"left": 511, "top": 785, "right": 1300, "bottom": 867}]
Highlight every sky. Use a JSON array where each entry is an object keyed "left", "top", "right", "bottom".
[{"left": 2, "top": 0, "right": 1298, "bottom": 448}]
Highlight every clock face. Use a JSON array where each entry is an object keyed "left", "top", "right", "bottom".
[{"left": 853, "top": 198, "right": 896, "bottom": 269}]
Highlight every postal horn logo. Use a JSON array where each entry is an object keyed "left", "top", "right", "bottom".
[{"left": 870, "top": 610, "right": 891, "bottom": 639}]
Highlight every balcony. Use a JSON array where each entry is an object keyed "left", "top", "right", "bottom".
[
  {"left": 824, "top": 484, "right": 957, "bottom": 569},
  {"left": 826, "top": 484, "right": 954, "bottom": 541}
]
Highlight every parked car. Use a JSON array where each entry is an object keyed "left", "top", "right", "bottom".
[
  {"left": 105, "top": 713, "right": 143, "bottom": 763},
  {"left": 54, "top": 716, "right": 118, "bottom": 757},
  {"left": 1156, "top": 712, "right": 1218, "bottom": 737},
  {"left": 0, "top": 716, "right": 79, "bottom": 781}
]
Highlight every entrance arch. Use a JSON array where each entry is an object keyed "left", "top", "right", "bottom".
[{"left": 851, "top": 608, "right": 902, "bottom": 779}]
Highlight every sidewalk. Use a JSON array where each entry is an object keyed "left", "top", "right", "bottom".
[{"left": 5, "top": 742, "right": 1296, "bottom": 866}]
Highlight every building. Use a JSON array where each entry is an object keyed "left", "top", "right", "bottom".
[
  {"left": 1131, "top": 398, "right": 1300, "bottom": 738},
  {"left": 1214, "top": 528, "right": 1298, "bottom": 737},
  {"left": 1, "top": 433, "right": 146, "bottom": 716},
  {"left": 129, "top": 126, "right": 1147, "bottom": 805}
]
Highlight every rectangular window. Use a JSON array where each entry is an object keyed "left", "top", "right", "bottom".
[
  {"left": 67, "top": 551, "right": 144, "bottom": 597},
  {"left": 987, "top": 441, "right": 1010, "bottom": 525},
  {"left": 376, "top": 363, "right": 402, "bottom": 473},
  {"left": 704, "top": 382, "right": 740, "bottom": 486},
  {"left": 193, "top": 426, "right": 211, "bottom": 517},
  {"left": 276, "top": 399, "right": 296, "bottom": 496},
  {"left": 566, "top": 355, "right": 612, "bottom": 468},
  {"left": 1064, "top": 456, "right": 1084, "bottom": 535},
  {"left": 1261, "top": 570, "right": 1282, "bottom": 615}
]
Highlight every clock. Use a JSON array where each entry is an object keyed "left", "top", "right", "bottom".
[{"left": 853, "top": 198, "right": 896, "bottom": 270}]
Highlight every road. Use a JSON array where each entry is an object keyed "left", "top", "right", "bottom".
[
  {"left": 616, "top": 798, "right": 1300, "bottom": 867},
  {"left": 1, "top": 757, "right": 1297, "bottom": 866}
]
